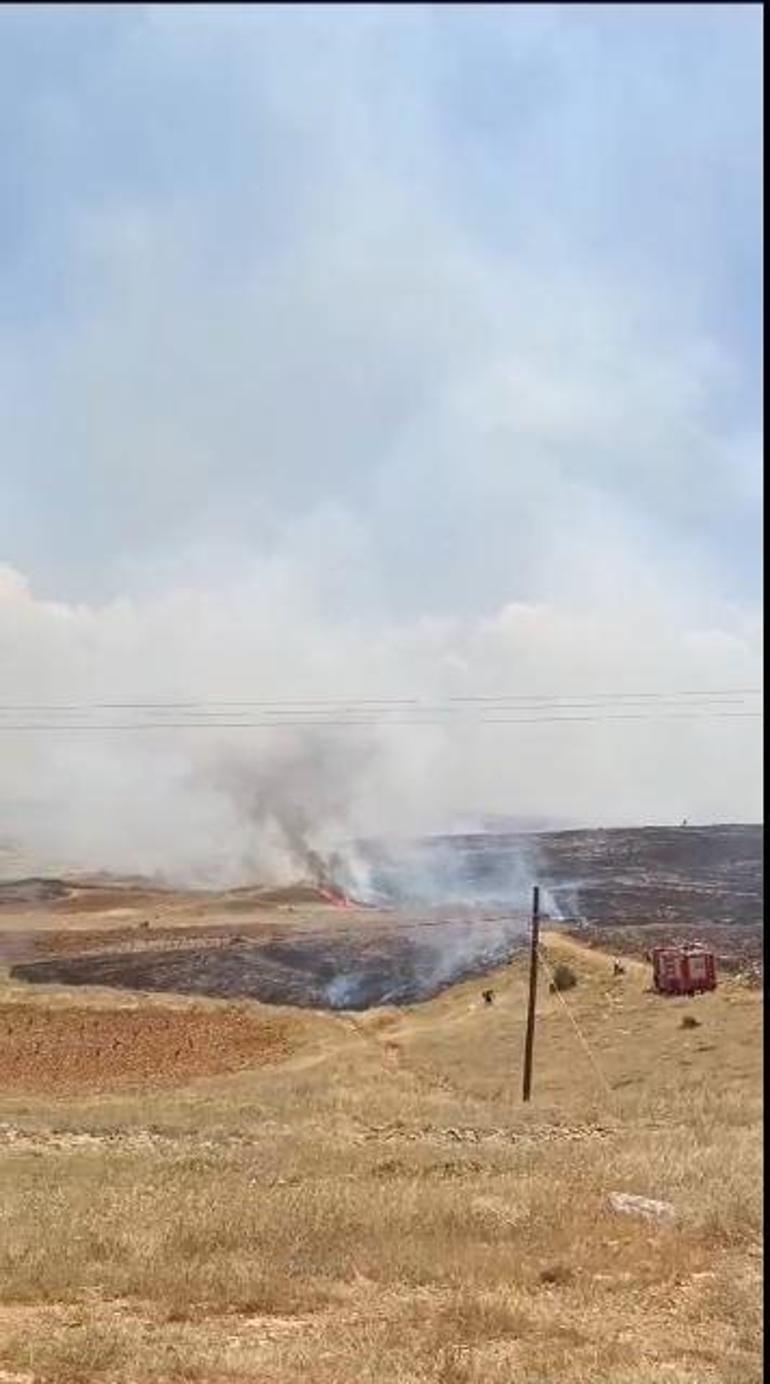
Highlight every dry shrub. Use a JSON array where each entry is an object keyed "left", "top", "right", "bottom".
[
  {"left": 429, "top": 1292, "right": 531, "bottom": 1346},
  {"left": 539, "top": 1262, "right": 574, "bottom": 1286},
  {"left": 549, "top": 962, "right": 578, "bottom": 993}
]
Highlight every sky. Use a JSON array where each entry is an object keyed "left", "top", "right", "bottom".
[{"left": 0, "top": 4, "right": 763, "bottom": 879}]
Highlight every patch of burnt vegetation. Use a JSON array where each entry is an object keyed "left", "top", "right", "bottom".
[{"left": 11, "top": 922, "right": 526, "bottom": 1011}]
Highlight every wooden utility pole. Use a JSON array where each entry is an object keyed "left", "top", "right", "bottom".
[{"left": 522, "top": 884, "right": 540, "bottom": 1103}]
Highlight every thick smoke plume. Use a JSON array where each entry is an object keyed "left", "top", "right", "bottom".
[
  {"left": 0, "top": 562, "right": 761, "bottom": 887},
  {"left": 194, "top": 734, "right": 377, "bottom": 891}
]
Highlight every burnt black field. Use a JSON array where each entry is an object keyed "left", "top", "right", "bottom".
[
  {"left": 8, "top": 824, "right": 763, "bottom": 1008},
  {"left": 356, "top": 823, "right": 763, "bottom": 927},
  {"left": 11, "top": 915, "right": 529, "bottom": 1010}
]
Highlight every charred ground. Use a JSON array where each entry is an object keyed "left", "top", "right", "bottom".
[{"left": 2, "top": 823, "right": 763, "bottom": 1008}]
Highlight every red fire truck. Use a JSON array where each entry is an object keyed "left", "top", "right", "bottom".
[{"left": 651, "top": 945, "right": 717, "bottom": 996}]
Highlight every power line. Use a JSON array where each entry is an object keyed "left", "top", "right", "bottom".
[
  {"left": 1, "top": 910, "right": 623, "bottom": 953},
  {"left": 2, "top": 899, "right": 751, "bottom": 953},
  {"left": 0, "top": 699, "right": 757, "bottom": 718},
  {"left": 536, "top": 941, "right": 618, "bottom": 1112},
  {"left": 38, "top": 912, "right": 535, "bottom": 945},
  {"left": 0, "top": 686, "right": 760, "bottom": 733},
  {"left": 0, "top": 687, "right": 761, "bottom": 712},
  {"left": 0, "top": 712, "right": 761, "bottom": 731}
]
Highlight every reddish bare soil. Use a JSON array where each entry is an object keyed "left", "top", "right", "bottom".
[{"left": 0, "top": 1001, "right": 297, "bottom": 1095}]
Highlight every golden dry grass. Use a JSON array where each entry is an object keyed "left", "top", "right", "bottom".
[{"left": 0, "top": 932, "right": 762, "bottom": 1383}]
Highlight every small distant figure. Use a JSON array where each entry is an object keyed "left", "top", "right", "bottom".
[
  {"left": 482, "top": 988, "right": 495, "bottom": 1006},
  {"left": 613, "top": 960, "right": 625, "bottom": 977},
  {"left": 681, "top": 818, "right": 688, "bottom": 827}
]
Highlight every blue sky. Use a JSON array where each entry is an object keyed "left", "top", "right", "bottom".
[
  {"left": 0, "top": 3, "right": 761, "bottom": 612},
  {"left": 0, "top": 4, "right": 762, "bottom": 855}
]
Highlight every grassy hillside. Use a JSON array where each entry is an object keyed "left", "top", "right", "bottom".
[{"left": 0, "top": 933, "right": 761, "bottom": 1383}]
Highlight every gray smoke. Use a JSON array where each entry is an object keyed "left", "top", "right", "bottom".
[
  {"left": 0, "top": 564, "right": 761, "bottom": 887},
  {"left": 342, "top": 833, "right": 538, "bottom": 909},
  {"left": 192, "top": 733, "right": 378, "bottom": 889},
  {"left": 315, "top": 834, "right": 540, "bottom": 1009},
  {"left": 317, "top": 907, "right": 532, "bottom": 1011}
]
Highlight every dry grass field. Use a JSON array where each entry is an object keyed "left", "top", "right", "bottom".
[{"left": 0, "top": 930, "right": 761, "bottom": 1383}]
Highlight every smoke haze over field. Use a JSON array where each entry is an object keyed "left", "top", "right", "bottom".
[
  {"left": 0, "top": 566, "right": 761, "bottom": 884},
  {"left": 0, "top": 6, "right": 762, "bottom": 882}
]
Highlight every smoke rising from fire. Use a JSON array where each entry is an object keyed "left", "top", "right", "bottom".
[
  {"left": 194, "top": 735, "right": 378, "bottom": 890},
  {"left": 0, "top": 559, "right": 761, "bottom": 887}
]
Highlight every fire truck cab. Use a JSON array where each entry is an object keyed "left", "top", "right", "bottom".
[{"left": 651, "top": 945, "right": 717, "bottom": 996}]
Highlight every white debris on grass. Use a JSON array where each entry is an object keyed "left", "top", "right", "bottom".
[{"left": 608, "top": 1191, "right": 676, "bottom": 1223}]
